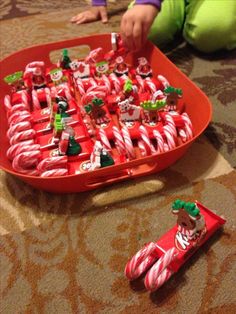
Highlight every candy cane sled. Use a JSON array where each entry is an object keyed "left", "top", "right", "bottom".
[{"left": 124, "top": 201, "right": 226, "bottom": 292}]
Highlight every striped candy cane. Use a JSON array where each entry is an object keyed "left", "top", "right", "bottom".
[
  {"left": 163, "top": 125, "right": 176, "bottom": 150},
  {"left": 12, "top": 150, "right": 41, "bottom": 175},
  {"left": 164, "top": 114, "right": 177, "bottom": 138},
  {"left": 7, "top": 104, "right": 29, "bottom": 118},
  {"left": 152, "top": 90, "right": 166, "bottom": 103},
  {"left": 138, "top": 140, "right": 147, "bottom": 156},
  {"left": 109, "top": 73, "right": 121, "bottom": 93},
  {"left": 144, "top": 248, "right": 177, "bottom": 291},
  {"left": 178, "top": 128, "right": 187, "bottom": 143},
  {"left": 20, "top": 90, "right": 29, "bottom": 107},
  {"left": 182, "top": 113, "right": 193, "bottom": 140},
  {"left": 76, "top": 78, "right": 85, "bottom": 96},
  {"left": 122, "top": 126, "right": 135, "bottom": 159},
  {"left": 32, "top": 90, "right": 41, "bottom": 110},
  {"left": 101, "top": 74, "right": 111, "bottom": 93},
  {"left": 139, "top": 126, "right": 156, "bottom": 155},
  {"left": 8, "top": 110, "right": 30, "bottom": 126},
  {"left": 99, "top": 128, "right": 112, "bottom": 151},
  {"left": 145, "top": 77, "right": 157, "bottom": 93},
  {"left": 37, "top": 156, "right": 68, "bottom": 172},
  {"left": 124, "top": 242, "right": 158, "bottom": 280},
  {"left": 10, "top": 129, "right": 36, "bottom": 145},
  {"left": 112, "top": 126, "right": 126, "bottom": 156},
  {"left": 157, "top": 75, "right": 170, "bottom": 88},
  {"left": 40, "top": 168, "right": 68, "bottom": 177},
  {"left": 6, "top": 140, "right": 35, "bottom": 160},
  {"left": 7, "top": 121, "right": 32, "bottom": 138},
  {"left": 153, "top": 130, "right": 165, "bottom": 153},
  {"left": 4, "top": 95, "right": 12, "bottom": 111},
  {"left": 135, "top": 75, "right": 145, "bottom": 92}
]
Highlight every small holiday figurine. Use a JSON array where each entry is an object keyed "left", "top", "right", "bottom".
[
  {"left": 118, "top": 98, "right": 141, "bottom": 122},
  {"left": 69, "top": 60, "right": 90, "bottom": 79},
  {"left": 60, "top": 49, "right": 72, "bottom": 70},
  {"left": 90, "top": 141, "right": 114, "bottom": 170},
  {"left": 56, "top": 97, "right": 72, "bottom": 124},
  {"left": 95, "top": 60, "right": 109, "bottom": 77},
  {"left": 172, "top": 199, "right": 206, "bottom": 241},
  {"left": 125, "top": 200, "right": 225, "bottom": 292},
  {"left": 85, "top": 98, "right": 110, "bottom": 125},
  {"left": 114, "top": 56, "right": 129, "bottom": 77},
  {"left": 49, "top": 68, "right": 67, "bottom": 86},
  {"left": 4, "top": 71, "right": 24, "bottom": 92},
  {"left": 164, "top": 86, "right": 183, "bottom": 111},
  {"left": 140, "top": 100, "right": 166, "bottom": 124},
  {"left": 136, "top": 57, "right": 152, "bottom": 78}
]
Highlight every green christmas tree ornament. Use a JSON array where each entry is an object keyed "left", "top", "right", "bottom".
[
  {"left": 100, "top": 151, "right": 114, "bottom": 167},
  {"left": 66, "top": 136, "right": 82, "bottom": 156}
]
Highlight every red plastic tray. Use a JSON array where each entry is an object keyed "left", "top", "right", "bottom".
[{"left": 0, "top": 34, "right": 212, "bottom": 193}]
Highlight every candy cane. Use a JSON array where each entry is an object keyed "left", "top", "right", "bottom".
[
  {"left": 139, "top": 126, "right": 156, "bottom": 155},
  {"left": 40, "top": 168, "right": 68, "bottom": 177},
  {"left": 10, "top": 129, "right": 36, "bottom": 145},
  {"left": 122, "top": 126, "right": 135, "bottom": 159},
  {"left": 25, "top": 61, "right": 45, "bottom": 70},
  {"left": 178, "top": 129, "right": 187, "bottom": 143},
  {"left": 101, "top": 74, "right": 111, "bottom": 93},
  {"left": 157, "top": 75, "right": 170, "bottom": 89},
  {"left": 165, "top": 114, "right": 177, "bottom": 138},
  {"left": 7, "top": 103, "right": 29, "bottom": 118},
  {"left": 9, "top": 114, "right": 31, "bottom": 127},
  {"left": 20, "top": 90, "right": 29, "bottom": 107},
  {"left": 44, "top": 87, "right": 51, "bottom": 106},
  {"left": 4, "top": 95, "right": 12, "bottom": 111},
  {"left": 63, "top": 84, "right": 72, "bottom": 100},
  {"left": 109, "top": 73, "right": 121, "bottom": 93},
  {"left": 76, "top": 78, "right": 85, "bottom": 95},
  {"left": 37, "top": 156, "right": 68, "bottom": 172},
  {"left": 8, "top": 110, "right": 29, "bottom": 125},
  {"left": 15, "top": 144, "right": 41, "bottom": 156},
  {"left": 32, "top": 90, "right": 41, "bottom": 110},
  {"left": 163, "top": 125, "right": 176, "bottom": 150},
  {"left": 125, "top": 242, "right": 158, "bottom": 280},
  {"left": 81, "top": 90, "right": 106, "bottom": 105},
  {"left": 138, "top": 140, "right": 147, "bottom": 156},
  {"left": 7, "top": 121, "right": 32, "bottom": 138},
  {"left": 85, "top": 47, "right": 103, "bottom": 64},
  {"left": 99, "top": 128, "right": 112, "bottom": 151},
  {"left": 135, "top": 75, "right": 145, "bottom": 92},
  {"left": 12, "top": 150, "right": 41, "bottom": 175},
  {"left": 182, "top": 113, "right": 193, "bottom": 140},
  {"left": 153, "top": 130, "right": 165, "bottom": 153},
  {"left": 112, "top": 126, "right": 126, "bottom": 156},
  {"left": 144, "top": 248, "right": 177, "bottom": 291},
  {"left": 6, "top": 140, "right": 35, "bottom": 160},
  {"left": 145, "top": 77, "right": 157, "bottom": 93},
  {"left": 152, "top": 90, "right": 166, "bottom": 103}
]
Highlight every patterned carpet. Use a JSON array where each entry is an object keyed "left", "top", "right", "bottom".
[{"left": 0, "top": 1, "right": 236, "bottom": 313}]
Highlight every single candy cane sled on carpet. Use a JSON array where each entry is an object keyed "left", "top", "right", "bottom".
[{"left": 125, "top": 200, "right": 226, "bottom": 292}]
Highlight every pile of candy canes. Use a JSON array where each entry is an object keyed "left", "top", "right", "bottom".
[{"left": 3, "top": 33, "right": 194, "bottom": 177}]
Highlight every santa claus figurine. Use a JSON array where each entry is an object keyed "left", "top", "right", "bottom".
[
  {"left": 114, "top": 56, "right": 129, "bottom": 77},
  {"left": 136, "top": 57, "right": 152, "bottom": 78},
  {"left": 32, "top": 67, "right": 46, "bottom": 89}
]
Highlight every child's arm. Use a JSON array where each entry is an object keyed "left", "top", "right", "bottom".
[
  {"left": 121, "top": 1, "right": 162, "bottom": 51},
  {"left": 71, "top": 0, "right": 108, "bottom": 24}
]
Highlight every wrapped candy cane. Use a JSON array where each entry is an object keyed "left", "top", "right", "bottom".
[
  {"left": 139, "top": 126, "right": 156, "bottom": 155},
  {"left": 109, "top": 73, "right": 121, "bottom": 93},
  {"left": 15, "top": 144, "right": 40, "bottom": 156},
  {"left": 182, "top": 113, "right": 193, "bottom": 140},
  {"left": 121, "top": 126, "right": 135, "bottom": 159},
  {"left": 144, "top": 248, "right": 177, "bottom": 291},
  {"left": 135, "top": 75, "right": 145, "bottom": 92},
  {"left": 85, "top": 47, "right": 103, "bottom": 64},
  {"left": 7, "top": 103, "right": 29, "bottom": 118},
  {"left": 63, "top": 84, "right": 72, "bottom": 100},
  {"left": 8, "top": 110, "right": 30, "bottom": 126},
  {"left": 157, "top": 75, "right": 170, "bottom": 89},
  {"left": 163, "top": 125, "right": 176, "bottom": 150},
  {"left": 32, "top": 90, "right": 41, "bottom": 110},
  {"left": 4, "top": 95, "right": 12, "bottom": 111},
  {"left": 153, "top": 130, "right": 165, "bottom": 153},
  {"left": 9, "top": 114, "right": 32, "bottom": 127},
  {"left": 37, "top": 156, "right": 68, "bottom": 173},
  {"left": 25, "top": 61, "right": 45, "bottom": 70},
  {"left": 20, "top": 90, "right": 29, "bottom": 107},
  {"left": 7, "top": 140, "right": 35, "bottom": 160},
  {"left": 10, "top": 129, "right": 36, "bottom": 145},
  {"left": 125, "top": 242, "right": 157, "bottom": 280},
  {"left": 112, "top": 126, "right": 126, "bottom": 156},
  {"left": 40, "top": 168, "right": 68, "bottom": 177},
  {"left": 7, "top": 121, "right": 32, "bottom": 138},
  {"left": 145, "top": 77, "right": 157, "bottom": 93},
  {"left": 101, "top": 74, "right": 111, "bottom": 93},
  {"left": 178, "top": 128, "right": 187, "bottom": 143},
  {"left": 45, "top": 87, "right": 51, "bottom": 106},
  {"left": 99, "top": 128, "right": 112, "bottom": 151},
  {"left": 81, "top": 90, "right": 106, "bottom": 105},
  {"left": 12, "top": 150, "right": 41, "bottom": 175},
  {"left": 87, "top": 85, "right": 109, "bottom": 95},
  {"left": 164, "top": 114, "right": 177, "bottom": 138}
]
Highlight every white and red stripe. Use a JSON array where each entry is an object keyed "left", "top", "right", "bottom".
[
  {"left": 121, "top": 126, "right": 135, "bottom": 159},
  {"left": 139, "top": 126, "right": 156, "bottom": 155},
  {"left": 37, "top": 156, "right": 68, "bottom": 173},
  {"left": 112, "top": 126, "right": 126, "bottom": 156},
  {"left": 10, "top": 129, "right": 36, "bottom": 145},
  {"left": 99, "top": 128, "right": 112, "bottom": 151},
  {"left": 40, "top": 168, "right": 68, "bottom": 177}
]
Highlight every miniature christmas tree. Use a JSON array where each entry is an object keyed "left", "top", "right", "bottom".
[
  {"left": 123, "top": 79, "right": 133, "bottom": 93},
  {"left": 100, "top": 150, "right": 114, "bottom": 167},
  {"left": 66, "top": 136, "right": 82, "bottom": 156},
  {"left": 60, "top": 49, "right": 71, "bottom": 69}
]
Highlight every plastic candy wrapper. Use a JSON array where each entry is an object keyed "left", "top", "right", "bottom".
[
  {"left": 3, "top": 33, "right": 194, "bottom": 178},
  {"left": 125, "top": 200, "right": 226, "bottom": 292}
]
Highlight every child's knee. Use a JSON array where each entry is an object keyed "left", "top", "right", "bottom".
[{"left": 183, "top": 18, "right": 236, "bottom": 53}]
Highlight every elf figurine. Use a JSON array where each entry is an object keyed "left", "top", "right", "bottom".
[
  {"left": 49, "top": 68, "right": 67, "bottom": 86},
  {"left": 164, "top": 86, "right": 183, "bottom": 111}
]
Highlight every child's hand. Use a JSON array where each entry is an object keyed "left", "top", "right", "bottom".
[
  {"left": 70, "top": 6, "right": 108, "bottom": 25},
  {"left": 121, "top": 5, "right": 159, "bottom": 51}
]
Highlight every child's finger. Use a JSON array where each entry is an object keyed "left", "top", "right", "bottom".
[
  {"left": 124, "top": 21, "right": 135, "bottom": 51},
  {"left": 133, "top": 22, "right": 142, "bottom": 51},
  {"left": 100, "top": 7, "right": 108, "bottom": 23},
  {"left": 76, "top": 15, "right": 87, "bottom": 25},
  {"left": 70, "top": 14, "right": 82, "bottom": 23}
]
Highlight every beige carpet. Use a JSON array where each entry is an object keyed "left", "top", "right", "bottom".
[{"left": 0, "top": 1, "right": 236, "bottom": 313}]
